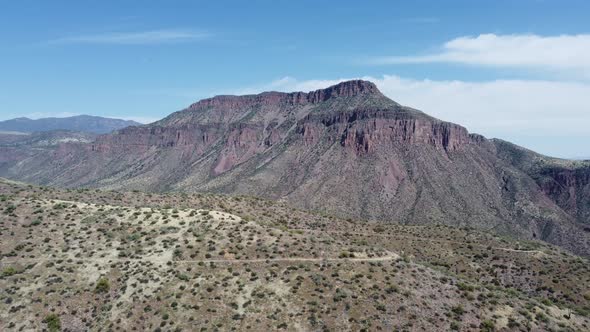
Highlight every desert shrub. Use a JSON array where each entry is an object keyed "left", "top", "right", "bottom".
[
  {"left": 385, "top": 286, "right": 399, "bottom": 294},
  {"left": 173, "top": 249, "right": 183, "bottom": 258},
  {"left": 536, "top": 312, "right": 549, "bottom": 323},
  {"left": 128, "top": 233, "right": 141, "bottom": 241},
  {"left": 480, "top": 320, "right": 495, "bottom": 332},
  {"left": 44, "top": 314, "right": 61, "bottom": 332},
  {"left": 333, "top": 288, "right": 348, "bottom": 302},
  {"left": 451, "top": 305, "right": 464, "bottom": 316},
  {"left": 95, "top": 278, "right": 110, "bottom": 293},
  {"left": 373, "top": 225, "right": 386, "bottom": 233},
  {"left": 457, "top": 282, "right": 475, "bottom": 292},
  {"left": 2, "top": 266, "right": 16, "bottom": 277},
  {"left": 4, "top": 204, "right": 16, "bottom": 214},
  {"left": 53, "top": 203, "right": 67, "bottom": 210}
]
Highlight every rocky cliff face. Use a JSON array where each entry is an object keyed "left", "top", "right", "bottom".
[
  {"left": 537, "top": 166, "right": 590, "bottom": 224},
  {"left": 1, "top": 80, "right": 589, "bottom": 256},
  {"left": 187, "top": 79, "right": 381, "bottom": 110},
  {"left": 492, "top": 139, "right": 590, "bottom": 229},
  {"left": 296, "top": 109, "right": 471, "bottom": 154}
]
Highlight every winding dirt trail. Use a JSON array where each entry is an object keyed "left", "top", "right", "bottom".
[
  {"left": 1, "top": 254, "right": 399, "bottom": 265},
  {"left": 289, "top": 228, "right": 547, "bottom": 255}
]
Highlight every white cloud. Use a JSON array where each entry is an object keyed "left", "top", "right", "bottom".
[
  {"left": 368, "top": 34, "right": 590, "bottom": 77},
  {"left": 48, "top": 29, "right": 210, "bottom": 45},
  {"left": 240, "top": 75, "right": 590, "bottom": 158}
]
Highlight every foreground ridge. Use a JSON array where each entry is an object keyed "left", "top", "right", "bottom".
[{"left": 1, "top": 179, "right": 589, "bottom": 331}]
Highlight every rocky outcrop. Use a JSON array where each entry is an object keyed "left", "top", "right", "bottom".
[
  {"left": 296, "top": 109, "right": 470, "bottom": 154},
  {"left": 188, "top": 80, "right": 381, "bottom": 111},
  {"left": 305, "top": 80, "right": 380, "bottom": 103},
  {"left": 213, "top": 123, "right": 266, "bottom": 175},
  {"left": 90, "top": 124, "right": 225, "bottom": 153},
  {"left": 537, "top": 165, "right": 590, "bottom": 225},
  {"left": 492, "top": 139, "right": 590, "bottom": 229}
]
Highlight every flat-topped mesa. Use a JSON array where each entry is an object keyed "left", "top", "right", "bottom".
[
  {"left": 99, "top": 80, "right": 474, "bottom": 154},
  {"left": 188, "top": 80, "right": 382, "bottom": 110},
  {"left": 306, "top": 80, "right": 381, "bottom": 103}
]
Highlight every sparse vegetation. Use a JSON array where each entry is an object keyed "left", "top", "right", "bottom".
[
  {"left": 0, "top": 178, "right": 588, "bottom": 331},
  {"left": 95, "top": 277, "right": 110, "bottom": 293},
  {"left": 44, "top": 314, "right": 61, "bottom": 332},
  {"left": 2, "top": 266, "right": 16, "bottom": 277}
]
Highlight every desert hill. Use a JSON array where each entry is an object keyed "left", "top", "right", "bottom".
[{"left": 1, "top": 178, "right": 589, "bottom": 331}]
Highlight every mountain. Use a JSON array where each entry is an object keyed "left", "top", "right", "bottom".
[
  {"left": 493, "top": 139, "right": 590, "bottom": 231},
  {"left": 0, "top": 129, "right": 97, "bottom": 147},
  {"left": 0, "top": 115, "right": 141, "bottom": 134},
  {"left": 0, "top": 130, "right": 97, "bottom": 170},
  {"left": 0, "top": 80, "right": 589, "bottom": 256},
  {"left": 1, "top": 178, "right": 589, "bottom": 331}
]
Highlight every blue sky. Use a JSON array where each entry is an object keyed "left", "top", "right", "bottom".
[{"left": 1, "top": 0, "right": 590, "bottom": 158}]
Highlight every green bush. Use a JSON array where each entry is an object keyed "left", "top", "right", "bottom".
[
  {"left": 2, "top": 266, "right": 16, "bottom": 277},
  {"left": 451, "top": 305, "right": 464, "bottom": 316},
  {"left": 44, "top": 314, "right": 61, "bottom": 332},
  {"left": 53, "top": 203, "right": 67, "bottom": 210},
  {"left": 480, "top": 319, "right": 495, "bottom": 332},
  {"left": 95, "top": 278, "right": 110, "bottom": 293},
  {"left": 4, "top": 204, "right": 16, "bottom": 214}
]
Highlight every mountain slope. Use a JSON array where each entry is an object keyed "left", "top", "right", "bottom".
[
  {"left": 0, "top": 115, "right": 141, "bottom": 134},
  {"left": 0, "top": 130, "right": 97, "bottom": 147},
  {"left": 493, "top": 139, "right": 590, "bottom": 227},
  {"left": 0, "top": 80, "right": 588, "bottom": 256}
]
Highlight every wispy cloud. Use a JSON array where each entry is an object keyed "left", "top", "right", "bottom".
[
  {"left": 366, "top": 34, "right": 590, "bottom": 77},
  {"left": 48, "top": 29, "right": 211, "bottom": 45}
]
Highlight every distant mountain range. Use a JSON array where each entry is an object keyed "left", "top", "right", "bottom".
[
  {"left": 0, "top": 80, "right": 588, "bottom": 256},
  {"left": 0, "top": 130, "right": 96, "bottom": 147},
  {"left": 0, "top": 115, "right": 141, "bottom": 134}
]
